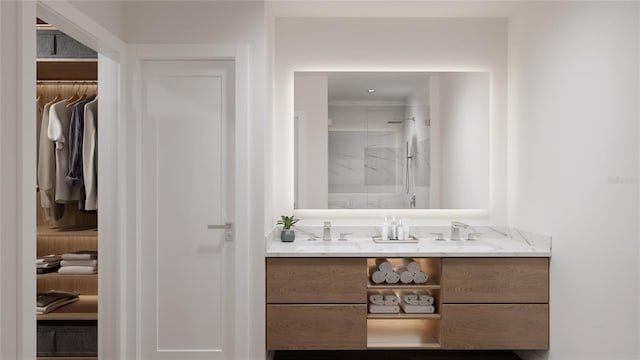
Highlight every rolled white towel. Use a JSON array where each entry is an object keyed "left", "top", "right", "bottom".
[
  {"left": 382, "top": 293, "right": 399, "bottom": 306},
  {"left": 398, "top": 270, "right": 416, "bottom": 284},
  {"left": 400, "top": 302, "right": 435, "bottom": 314},
  {"left": 385, "top": 271, "right": 400, "bottom": 284},
  {"left": 369, "top": 304, "right": 400, "bottom": 314},
  {"left": 399, "top": 291, "right": 420, "bottom": 306},
  {"left": 58, "top": 266, "right": 97, "bottom": 274},
  {"left": 369, "top": 294, "right": 384, "bottom": 305},
  {"left": 402, "top": 258, "right": 421, "bottom": 273},
  {"left": 61, "top": 259, "right": 97, "bottom": 267},
  {"left": 369, "top": 265, "right": 386, "bottom": 284},
  {"left": 418, "top": 294, "right": 435, "bottom": 306},
  {"left": 413, "top": 271, "right": 429, "bottom": 284},
  {"left": 375, "top": 258, "right": 393, "bottom": 273}
]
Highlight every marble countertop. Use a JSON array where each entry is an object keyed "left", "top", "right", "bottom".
[{"left": 266, "top": 226, "right": 551, "bottom": 258}]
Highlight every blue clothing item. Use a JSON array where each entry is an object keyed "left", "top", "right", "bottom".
[{"left": 65, "top": 95, "right": 95, "bottom": 211}]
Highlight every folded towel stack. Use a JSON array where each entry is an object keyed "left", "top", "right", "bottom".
[
  {"left": 398, "top": 290, "right": 435, "bottom": 314},
  {"left": 36, "top": 290, "right": 79, "bottom": 314},
  {"left": 394, "top": 258, "right": 429, "bottom": 284},
  {"left": 368, "top": 291, "right": 400, "bottom": 313},
  {"left": 58, "top": 251, "right": 98, "bottom": 274},
  {"left": 370, "top": 258, "right": 400, "bottom": 284},
  {"left": 36, "top": 255, "right": 62, "bottom": 274}
]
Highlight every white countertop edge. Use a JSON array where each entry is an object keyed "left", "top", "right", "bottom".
[{"left": 266, "top": 251, "right": 552, "bottom": 258}]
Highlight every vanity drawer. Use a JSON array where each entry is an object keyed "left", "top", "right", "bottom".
[
  {"left": 267, "top": 258, "right": 367, "bottom": 303},
  {"left": 441, "top": 258, "right": 549, "bottom": 303},
  {"left": 441, "top": 304, "right": 549, "bottom": 349},
  {"left": 267, "top": 304, "right": 367, "bottom": 350}
]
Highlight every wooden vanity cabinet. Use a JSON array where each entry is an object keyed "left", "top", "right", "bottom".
[
  {"left": 441, "top": 258, "right": 549, "bottom": 350},
  {"left": 266, "top": 256, "right": 549, "bottom": 351},
  {"left": 266, "top": 258, "right": 368, "bottom": 350}
]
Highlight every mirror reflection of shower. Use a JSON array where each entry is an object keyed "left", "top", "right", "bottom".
[{"left": 386, "top": 117, "right": 421, "bottom": 208}]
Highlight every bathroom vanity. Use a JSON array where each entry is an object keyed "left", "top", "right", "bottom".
[{"left": 265, "top": 230, "right": 550, "bottom": 351}]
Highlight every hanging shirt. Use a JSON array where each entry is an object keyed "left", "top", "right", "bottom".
[
  {"left": 83, "top": 98, "right": 98, "bottom": 211},
  {"left": 66, "top": 95, "right": 96, "bottom": 211},
  {"left": 48, "top": 99, "right": 81, "bottom": 203},
  {"left": 38, "top": 100, "right": 57, "bottom": 209}
]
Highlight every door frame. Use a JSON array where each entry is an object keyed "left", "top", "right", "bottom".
[
  {"left": 127, "top": 44, "right": 250, "bottom": 359},
  {"left": 4, "top": 1, "right": 126, "bottom": 358}
]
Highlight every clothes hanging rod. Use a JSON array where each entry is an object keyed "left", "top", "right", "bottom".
[{"left": 37, "top": 80, "right": 98, "bottom": 84}]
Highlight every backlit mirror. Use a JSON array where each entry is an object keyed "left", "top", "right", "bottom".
[{"left": 294, "top": 71, "right": 489, "bottom": 209}]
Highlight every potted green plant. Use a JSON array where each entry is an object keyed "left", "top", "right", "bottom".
[{"left": 277, "top": 215, "right": 299, "bottom": 242}]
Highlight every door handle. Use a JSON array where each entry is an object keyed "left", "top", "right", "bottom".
[{"left": 207, "top": 222, "right": 234, "bottom": 242}]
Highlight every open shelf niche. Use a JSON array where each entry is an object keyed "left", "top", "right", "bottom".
[{"left": 365, "top": 257, "right": 442, "bottom": 349}]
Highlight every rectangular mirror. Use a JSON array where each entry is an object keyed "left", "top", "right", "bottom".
[{"left": 294, "top": 71, "right": 489, "bottom": 210}]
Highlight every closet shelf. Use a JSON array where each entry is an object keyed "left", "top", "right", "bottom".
[
  {"left": 37, "top": 295, "right": 97, "bottom": 321},
  {"left": 37, "top": 273, "right": 97, "bottom": 280},
  {"left": 37, "top": 225, "right": 98, "bottom": 238}
]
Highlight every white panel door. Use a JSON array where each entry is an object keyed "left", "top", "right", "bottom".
[{"left": 140, "top": 59, "right": 234, "bottom": 359}]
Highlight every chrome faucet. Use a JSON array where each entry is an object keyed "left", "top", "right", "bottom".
[
  {"left": 410, "top": 195, "right": 416, "bottom": 209},
  {"left": 323, "top": 221, "right": 332, "bottom": 241},
  {"left": 450, "top": 221, "right": 469, "bottom": 241}
]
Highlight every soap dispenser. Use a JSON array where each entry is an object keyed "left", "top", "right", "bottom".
[{"left": 381, "top": 217, "right": 389, "bottom": 241}]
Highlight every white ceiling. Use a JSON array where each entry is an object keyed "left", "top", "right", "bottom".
[{"left": 321, "top": 72, "right": 430, "bottom": 103}]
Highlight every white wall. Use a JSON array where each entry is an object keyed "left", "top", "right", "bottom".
[
  {"left": 67, "top": 0, "right": 126, "bottom": 41},
  {"left": 439, "top": 72, "right": 489, "bottom": 209},
  {"left": 123, "top": 2, "right": 267, "bottom": 359},
  {"left": 508, "top": 2, "right": 639, "bottom": 360},
  {"left": 294, "top": 74, "right": 328, "bottom": 208},
  {"left": 273, "top": 16, "right": 507, "bottom": 224}
]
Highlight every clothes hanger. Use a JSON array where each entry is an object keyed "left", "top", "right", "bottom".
[{"left": 67, "top": 85, "right": 83, "bottom": 108}]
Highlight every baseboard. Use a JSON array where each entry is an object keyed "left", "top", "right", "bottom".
[{"left": 515, "top": 350, "right": 547, "bottom": 360}]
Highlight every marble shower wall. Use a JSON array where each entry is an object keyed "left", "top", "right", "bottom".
[{"left": 328, "top": 105, "right": 406, "bottom": 208}]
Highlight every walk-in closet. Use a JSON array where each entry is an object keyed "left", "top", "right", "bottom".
[{"left": 35, "top": 18, "right": 99, "bottom": 359}]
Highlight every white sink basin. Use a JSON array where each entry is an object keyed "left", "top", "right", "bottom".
[{"left": 295, "top": 241, "right": 360, "bottom": 251}]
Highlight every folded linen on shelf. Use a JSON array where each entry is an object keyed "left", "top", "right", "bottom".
[
  {"left": 61, "top": 250, "right": 97, "bottom": 260},
  {"left": 399, "top": 291, "right": 420, "bottom": 306},
  {"left": 369, "top": 294, "right": 384, "bottom": 306},
  {"left": 36, "top": 255, "right": 62, "bottom": 264},
  {"left": 37, "top": 266, "right": 60, "bottom": 274},
  {"left": 37, "top": 290, "right": 79, "bottom": 307},
  {"left": 60, "top": 259, "right": 98, "bottom": 267},
  {"left": 37, "top": 297, "right": 79, "bottom": 314},
  {"left": 58, "top": 266, "right": 97, "bottom": 274},
  {"left": 369, "top": 265, "right": 386, "bottom": 284},
  {"left": 37, "top": 262, "right": 60, "bottom": 269},
  {"left": 418, "top": 294, "right": 435, "bottom": 306},
  {"left": 382, "top": 294, "right": 399, "bottom": 306},
  {"left": 400, "top": 302, "right": 435, "bottom": 314},
  {"left": 368, "top": 304, "right": 400, "bottom": 314},
  {"left": 413, "top": 271, "right": 428, "bottom": 284}
]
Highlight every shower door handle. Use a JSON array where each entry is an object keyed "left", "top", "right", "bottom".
[{"left": 207, "top": 222, "right": 234, "bottom": 242}]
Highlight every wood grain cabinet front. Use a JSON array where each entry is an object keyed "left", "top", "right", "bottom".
[
  {"left": 267, "top": 304, "right": 367, "bottom": 350},
  {"left": 442, "top": 257, "right": 549, "bottom": 303},
  {"left": 267, "top": 258, "right": 367, "bottom": 303},
  {"left": 441, "top": 304, "right": 549, "bottom": 350}
]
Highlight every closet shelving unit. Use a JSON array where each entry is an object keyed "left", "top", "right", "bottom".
[
  {"left": 365, "top": 258, "right": 442, "bottom": 349},
  {"left": 36, "top": 19, "right": 99, "bottom": 360}
]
